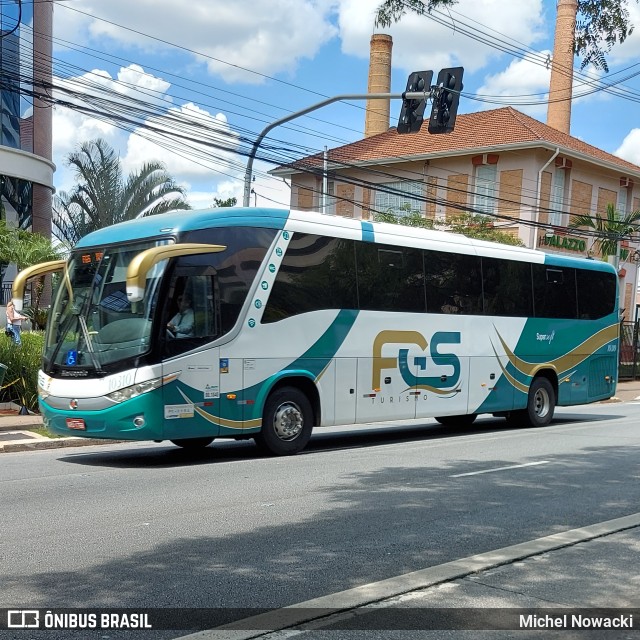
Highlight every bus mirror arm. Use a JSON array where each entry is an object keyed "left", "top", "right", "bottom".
[
  {"left": 12, "top": 260, "right": 67, "bottom": 311},
  {"left": 126, "top": 243, "right": 226, "bottom": 302}
]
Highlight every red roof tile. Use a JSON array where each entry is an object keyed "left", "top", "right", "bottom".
[{"left": 274, "top": 106, "right": 640, "bottom": 176}]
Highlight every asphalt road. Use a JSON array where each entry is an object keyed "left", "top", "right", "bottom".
[{"left": 2, "top": 402, "right": 640, "bottom": 639}]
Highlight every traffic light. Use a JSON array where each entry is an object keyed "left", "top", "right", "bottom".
[
  {"left": 428, "top": 67, "right": 464, "bottom": 134},
  {"left": 397, "top": 70, "right": 433, "bottom": 134}
]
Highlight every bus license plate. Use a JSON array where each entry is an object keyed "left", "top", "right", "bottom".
[{"left": 66, "top": 418, "right": 86, "bottom": 430}]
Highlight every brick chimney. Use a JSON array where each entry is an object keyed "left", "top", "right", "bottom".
[
  {"left": 547, "top": 0, "right": 577, "bottom": 134},
  {"left": 364, "top": 34, "right": 393, "bottom": 137}
]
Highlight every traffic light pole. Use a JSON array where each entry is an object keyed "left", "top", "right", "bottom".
[{"left": 242, "top": 91, "right": 430, "bottom": 207}]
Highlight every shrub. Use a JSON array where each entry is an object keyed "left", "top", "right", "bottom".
[{"left": 0, "top": 331, "right": 44, "bottom": 413}]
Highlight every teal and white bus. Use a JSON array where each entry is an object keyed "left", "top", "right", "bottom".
[{"left": 19, "top": 207, "right": 619, "bottom": 455}]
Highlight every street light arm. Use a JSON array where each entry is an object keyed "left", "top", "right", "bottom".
[{"left": 243, "top": 92, "right": 413, "bottom": 207}]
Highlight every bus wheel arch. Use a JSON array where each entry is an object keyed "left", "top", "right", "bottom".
[{"left": 255, "top": 378, "right": 318, "bottom": 456}]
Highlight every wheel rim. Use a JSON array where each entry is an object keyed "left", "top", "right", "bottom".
[
  {"left": 272, "top": 401, "right": 304, "bottom": 441},
  {"left": 533, "top": 387, "right": 551, "bottom": 418}
]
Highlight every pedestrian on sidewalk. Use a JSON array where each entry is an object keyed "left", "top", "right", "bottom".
[{"left": 6, "top": 300, "right": 28, "bottom": 346}]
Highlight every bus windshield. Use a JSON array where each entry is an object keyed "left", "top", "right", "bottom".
[{"left": 43, "top": 240, "right": 168, "bottom": 374}]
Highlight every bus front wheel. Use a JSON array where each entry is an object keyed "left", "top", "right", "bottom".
[
  {"left": 170, "top": 437, "right": 215, "bottom": 449},
  {"left": 255, "top": 387, "right": 313, "bottom": 456}
]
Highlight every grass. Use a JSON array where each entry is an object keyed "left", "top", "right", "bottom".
[{"left": 27, "top": 426, "right": 66, "bottom": 439}]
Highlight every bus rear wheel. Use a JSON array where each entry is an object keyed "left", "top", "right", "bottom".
[
  {"left": 507, "top": 377, "right": 556, "bottom": 428},
  {"left": 255, "top": 386, "right": 313, "bottom": 456},
  {"left": 170, "top": 437, "right": 215, "bottom": 449},
  {"left": 435, "top": 414, "right": 477, "bottom": 426}
]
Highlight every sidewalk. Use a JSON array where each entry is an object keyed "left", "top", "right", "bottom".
[
  {"left": 0, "top": 411, "right": 116, "bottom": 453},
  {"left": 2, "top": 380, "right": 640, "bottom": 454},
  {"left": 178, "top": 514, "right": 640, "bottom": 639}
]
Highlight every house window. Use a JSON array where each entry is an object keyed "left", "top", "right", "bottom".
[
  {"left": 549, "top": 168, "right": 566, "bottom": 227},
  {"left": 617, "top": 186, "right": 629, "bottom": 215},
  {"left": 324, "top": 181, "right": 336, "bottom": 215},
  {"left": 473, "top": 164, "right": 497, "bottom": 216},
  {"left": 374, "top": 180, "right": 423, "bottom": 217}
]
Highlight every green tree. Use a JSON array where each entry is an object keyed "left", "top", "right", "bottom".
[
  {"left": 569, "top": 202, "right": 640, "bottom": 264},
  {"left": 0, "top": 221, "right": 63, "bottom": 328},
  {"left": 446, "top": 212, "right": 524, "bottom": 246},
  {"left": 374, "top": 206, "right": 435, "bottom": 229},
  {"left": 375, "top": 207, "right": 524, "bottom": 245},
  {"left": 375, "top": 0, "right": 637, "bottom": 71},
  {"left": 53, "top": 138, "right": 191, "bottom": 249},
  {"left": 212, "top": 196, "right": 237, "bottom": 208}
]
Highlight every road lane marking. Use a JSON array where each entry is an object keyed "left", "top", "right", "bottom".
[{"left": 449, "top": 460, "right": 550, "bottom": 477}]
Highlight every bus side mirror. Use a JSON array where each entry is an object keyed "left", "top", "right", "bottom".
[{"left": 126, "top": 244, "right": 226, "bottom": 302}]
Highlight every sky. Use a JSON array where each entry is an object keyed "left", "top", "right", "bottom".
[{"left": 47, "top": 0, "right": 640, "bottom": 211}]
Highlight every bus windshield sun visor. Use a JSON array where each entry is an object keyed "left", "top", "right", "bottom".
[{"left": 126, "top": 243, "right": 226, "bottom": 302}]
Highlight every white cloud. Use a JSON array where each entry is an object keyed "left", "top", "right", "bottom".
[
  {"left": 52, "top": 64, "right": 171, "bottom": 161},
  {"left": 336, "top": 0, "right": 545, "bottom": 75},
  {"left": 53, "top": 0, "right": 338, "bottom": 84},
  {"left": 615, "top": 129, "right": 640, "bottom": 165},
  {"left": 121, "top": 102, "right": 240, "bottom": 184},
  {"left": 476, "top": 54, "right": 551, "bottom": 117},
  {"left": 474, "top": 53, "right": 607, "bottom": 118},
  {"left": 52, "top": 65, "right": 243, "bottom": 201}
]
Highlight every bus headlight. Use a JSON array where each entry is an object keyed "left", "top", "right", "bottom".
[{"left": 107, "top": 377, "right": 163, "bottom": 404}]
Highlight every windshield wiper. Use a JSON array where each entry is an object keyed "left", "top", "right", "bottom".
[{"left": 78, "top": 314, "right": 102, "bottom": 372}]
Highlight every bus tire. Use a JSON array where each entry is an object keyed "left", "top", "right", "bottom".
[
  {"left": 434, "top": 414, "right": 477, "bottom": 426},
  {"left": 520, "top": 377, "right": 556, "bottom": 428},
  {"left": 255, "top": 386, "right": 313, "bottom": 456},
  {"left": 170, "top": 437, "right": 215, "bottom": 449}
]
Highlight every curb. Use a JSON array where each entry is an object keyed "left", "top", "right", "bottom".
[{"left": 176, "top": 513, "right": 640, "bottom": 640}]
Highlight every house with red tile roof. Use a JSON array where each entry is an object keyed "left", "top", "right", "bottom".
[{"left": 271, "top": 106, "right": 640, "bottom": 320}]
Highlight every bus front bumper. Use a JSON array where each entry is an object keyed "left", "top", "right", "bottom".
[{"left": 40, "top": 394, "right": 165, "bottom": 441}]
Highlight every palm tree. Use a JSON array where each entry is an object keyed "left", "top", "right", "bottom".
[
  {"left": 53, "top": 138, "right": 191, "bottom": 249},
  {"left": 569, "top": 203, "right": 640, "bottom": 265}
]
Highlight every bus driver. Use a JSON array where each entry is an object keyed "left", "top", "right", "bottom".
[{"left": 167, "top": 293, "right": 194, "bottom": 338}]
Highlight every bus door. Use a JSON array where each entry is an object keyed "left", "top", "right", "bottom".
[{"left": 162, "top": 347, "right": 221, "bottom": 440}]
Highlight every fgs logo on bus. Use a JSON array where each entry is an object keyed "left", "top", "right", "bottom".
[{"left": 372, "top": 330, "right": 461, "bottom": 391}]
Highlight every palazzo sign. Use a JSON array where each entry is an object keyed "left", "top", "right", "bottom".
[{"left": 539, "top": 234, "right": 586, "bottom": 253}]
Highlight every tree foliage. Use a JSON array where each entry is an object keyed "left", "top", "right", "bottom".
[
  {"left": 374, "top": 208, "right": 524, "bottom": 246},
  {"left": 374, "top": 0, "right": 457, "bottom": 27},
  {"left": 53, "top": 138, "right": 191, "bottom": 249},
  {"left": 569, "top": 202, "right": 640, "bottom": 259},
  {"left": 0, "top": 221, "right": 63, "bottom": 327},
  {"left": 575, "top": 0, "right": 636, "bottom": 71},
  {"left": 0, "top": 221, "right": 62, "bottom": 269},
  {"left": 212, "top": 196, "right": 237, "bottom": 208},
  {"left": 374, "top": 0, "right": 637, "bottom": 72}
]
